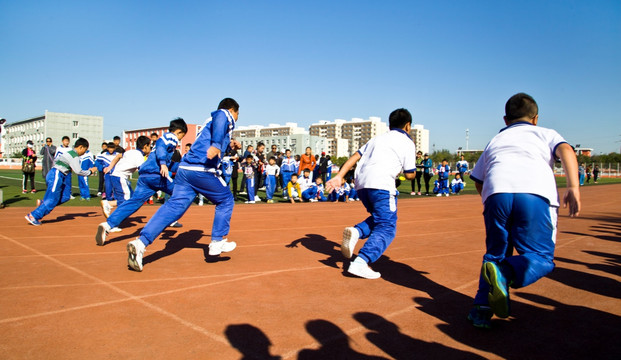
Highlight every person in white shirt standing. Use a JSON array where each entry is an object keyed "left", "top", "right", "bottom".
[{"left": 327, "top": 108, "right": 417, "bottom": 279}]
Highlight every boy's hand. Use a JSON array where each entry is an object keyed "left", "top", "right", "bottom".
[
  {"left": 325, "top": 176, "right": 342, "bottom": 193},
  {"left": 207, "top": 146, "right": 221, "bottom": 160},
  {"left": 103, "top": 166, "right": 112, "bottom": 174},
  {"left": 89, "top": 167, "right": 98, "bottom": 173},
  {"left": 562, "top": 186, "right": 581, "bottom": 217},
  {"left": 290, "top": 198, "right": 295, "bottom": 204},
  {"left": 160, "top": 164, "right": 169, "bottom": 178},
  {"left": 230, "top": 139, "right": 242, "bottom": 150}
]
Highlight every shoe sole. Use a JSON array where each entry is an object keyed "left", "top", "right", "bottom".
[
  {"left": 127, "top": 243, "right": 143, "bottom": 271},
  {"left": 25, "top": 215, "right": 41, "bottom": 226},
  {"left": 482, "top": 262, "right": 510, "bottom": 318},
  {"left": 341, "top": 228, "right": 358, "bottom": 259},
  {"left": 95, "top": 224, "right": 107, "bottom": 246},
  {"left": 100, "top": 201, "right": 110, "bottom": 218}
]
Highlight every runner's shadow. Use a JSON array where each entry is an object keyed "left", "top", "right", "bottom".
[
  {"left": 44, "top": 211, "right": 97, "bottom": 224},
  {"left": 225, "top": 324, "right": 281, "bottom": 360},
  {"left": 297, "top": 319, "right": 388, "bottom": 360},
  {"left": 562, "top": 230, "right": 620, "bottom": 243},
  {"left": 3, "top": 196, "right": 29, "bottom": 205},
  {"left": 143, "top": 229, "right": 229, "bottom": 265},
  {"left": 353, "top": 312, "right": 485, "bottom": 360},
  {"left": 545, "top": 264, "right": 621, "bottom": 298},
  {"left": 286, "top": 234, "right": 342, "bottom": 269},
  {"left": 555, "top": 252, "right": 621, "bottom": 277},
  {"left": 120, "top": 215, "right": 147, "bottom": 227}
]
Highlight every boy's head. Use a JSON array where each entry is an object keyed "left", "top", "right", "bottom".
[
  {"left": 169, "top": 118, "right": 188, "bottom": 140},
  {"left": 504, "top": 93, "right": 538, "bottom": 125},
  {"left": 256, "top": 142, "right": 265, "bottom": 153},
  {"left": 455, "top": 173, "right": 461, "bottom": 179},
  {"left": 185, "top": 143, "right": 192, "bottom": 153},
  {"left": 136, "top": 135, "right": 151, "bottom": 155},
  {"left": 107, "top": 142, "right": 116, "bottom": 153},
  {"left": 341, "top": 177, "right": 347, "bottom": 184},
  {"left": 389, "top": 108, "right": 412, "bottom": 131},
  {"left": 305, "top": 147, "right": 312, "bottom": 155},
  {"left": 285, "top": 149, "right": 291, "bottom": 157},
  {"left": 416, "top": 151, "right": 422, "bottom": 158},
  {"left": 245, "top": 154, "right": 254, "bottom": 163},
  {"left": 150, "top": 133, "right": 159, "bottom": 141},
  {"left": 247, "top": 145, "right": 254, "bottom": 152},
  {"left": 460, "top": 155, "right": 465, "bottom": 160},
  {"left": 101, "top": 142, "right": 107, "bottom": 150},
  {"left": 73, "top": 138, "right": 89, "bottom": 156},
  {"left": 218, "top": 98, "right": 239, "bottom": 121},
  {"left": 315, "top": 177, "right": 323, "bottom": 184},
  {"left": 294, "top": 155, "right": 300, "bottom": 161},
  {"left": 268, "top": 156, "right": 276, "bottom": 165},
  {"left": 303, "top": 168, "right": 311, "bottom": 177},
  {"left": 290, "top": 173, "right": 298, "bottom": 183},
  {"left": 326, "top": 155, "right": 331, "bottom": 160},
  {"left": 442, "top": 159, "right": 448, "bottom": 165},
  {"left": 62, "top": 136, "right": 70, "bottom": 147},
  {"left": 113, "top": 136, "right": 121, "bottom": 145}
]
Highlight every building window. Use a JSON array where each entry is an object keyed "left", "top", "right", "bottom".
[
  {"left": 72, "top": 133, "right": 78, "bottom": 139},
  {"left": 73, "top": 121, "right": 79, "bottom": 126}
]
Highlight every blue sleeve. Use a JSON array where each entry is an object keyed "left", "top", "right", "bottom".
[
  {"left": 155, "top": 138, "right": 169, "bottom": 166},
  {"left": 210, "top": 111, "right": 228, "bottom": 151},
  {"left": 170, "top": 161, "right": 179, "bottom": 173}
]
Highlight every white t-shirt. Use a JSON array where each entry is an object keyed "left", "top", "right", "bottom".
[
  {"left": 265, "top": 164, "right": 280, "bottom": 176},
  {"left": 298, "top": 175, "right": 313, "bottom": 192},
  {"left": 111, "top": 149, "right": 147, "bottom": 179},
  {"left": 354, "top": 129, "right": 417, "bottom": 193},
  {"left": 470, "top": 122, "right": 567, "bottom": 207}
]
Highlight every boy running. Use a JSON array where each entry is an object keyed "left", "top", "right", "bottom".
[
  {"left": 326, "top": 108, "right": 417, "bottom": 279},
  {"left": 467, "top": 93, "right": 580, "bottom": 328}
]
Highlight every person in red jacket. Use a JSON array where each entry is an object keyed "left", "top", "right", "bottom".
[{"left": 298, "top": 147, "right": 316, "bottom": 175}]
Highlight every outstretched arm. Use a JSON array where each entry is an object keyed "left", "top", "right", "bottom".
[
  {"left": 556, "top": 143, "right": 580, "bottom": 217},
  {"left": 326, "top": 152, "right": 361, "bottom": 193}
]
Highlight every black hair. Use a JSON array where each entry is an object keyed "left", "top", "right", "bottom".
[
  {"left": 107, "top": 141, "right": 116, "bottom": 148},
  {"left": 326, "top": 155, "right": 331, "bottom": 160},
  {"left": 285, "top": 149, "right": 291, "bottom": 153},
  {"left": 74, "top": 138, "right": 89, "bottom": 149},
  {"left": 417, "top": 151, "right": 422, "bottom": 155},
  {"left": 269, "top": 156, "right": 276, "bottom": 161},
  {"left": 113, "top": 136, "right": 121, "bottom": 141},
  {"left": 218, "top": 98, "right": 239, "bottom": 112},
  {"left": 388, "top": 108, "right": 412, "bottom": 130},
  {"left": 150, "top": 132, "right": 158, "bottom": 137},
  {"left": 169, "top": 117, "right": 188, "bottom": 133},
  {"left": 185, "top": 143, "right": 192, "bottom": 147},
  {"left": 101, "top": 142, "right": 107, "bottom": 147},
  {"left": 442, "top": 158, "right": 448, "bottom": 162},
  {"left": 136, "top": 135, "right": 151, "bottom": 150},
  {"left": 62, "top": 136, "right": 70, "bottom": 141},
  {"left": 246, "top": 154, "right": 254, "bottom": 160},
  {"left": 303, "top": 168, "right": 311, "bottom": 173},
  {"left": 246, "top": 144, "right": 253, "bottom": 149},
  {"left": 257, "top": 142, "right": 265, "bottom": 148},
  {"left": 505, "top": 93, "right": 538, "bottom": 122},
  {"left": 46, "top": 137, "right": 52, "bottom": 142},
  {"left": 291, "top": 173, "right": 298, "bottom": 178}
]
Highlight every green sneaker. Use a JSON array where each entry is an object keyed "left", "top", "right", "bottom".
[
  {"left": 467, "top": 306, "right": 493, "bottom": 329},
  {"left": 482, "top": 261, "right": 510, "bottom": 318}
]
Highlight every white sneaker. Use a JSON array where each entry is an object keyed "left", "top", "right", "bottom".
[
  {"left": 97, "top": 192, "right": 102, "bottom": 197},
  {"left": 127, "top": 239, "right": 146, "bottom": 271},
  {"left": 101, "top": 200, "right": 112, "bottom": 218},
  {"left": 254, "top": 195, "right": 261, "bottom": 202},
  {"left": 239, "top": 191, "right": 247, "bottom": 195},
  {"left": 341, "top": 227, "right": 360, "bottom": 259},
  {"left": 198, "top": 201, "right": 204, "bottom": 206},
  {"left": 96, "top": 222, "right": 111, "bottom": 246},
  {"left": 309, "top": 198, "right": 318, "bottom": 202},
  {"left": 109, "top": 227, "right": 122, "bottom": 233},
  {"left": 410, "top": 192, "right": 416, "bottom": 195},
  {"left": 283, "top": 196, "right": 288, "bottom": 200},
  {"left": 436, "top": 194, "right": 442, "bottom": 197},
  {"left": 445, "top": 193, "right": 450, "bottom": 197},
  {"left": 70, "top": 195, "right": 76, "bottom": 200},
  {"left": 348, "top": 261, "right": 381, "bottom": 279},
  {"left": 208, "top": 239, "right": 237, "bottom": 256},
  {"left": 348, "top": 198, "right": 355, "bottom": 202}
]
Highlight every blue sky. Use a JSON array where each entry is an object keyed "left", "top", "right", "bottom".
[{"left": 1, "top": 1, "right": 620, "bottom": 153}]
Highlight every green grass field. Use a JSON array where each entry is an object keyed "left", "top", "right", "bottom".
[{"left": 1, "top": 168, "right": 619, "bottom": 207}]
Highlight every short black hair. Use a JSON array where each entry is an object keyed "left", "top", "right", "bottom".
[
  {"left": 269, "top": 156, "right": 276, "bottom": 161},
  {"left": 218, "top": 98, "right": 239, "bottom": 112},
  {"left": 257, "top": 142, "right": 265, "bottom": 148},
  {"left": 74, "top": 138, "right": 89, "bottom": 149},
  {"left": 185, "top": 143, "right": 192, "bottom": 147},
  {"left": 46, "top": 137, "right": 52, "bottom": 142},
  {"left": 505, "top": 93, "right": 538, "bottom": 122},
  {"left": 388, "top": 108, "right": 412, "bottom": 130},
  {"left": 136, "top": 135, "right": 151, "bottom": 150},
  {"left": 169, "top": 117, "right": 188, "bottom": 133},
  {"left": 246, "top": 154, "right": 254, "bottom": 160},
  {"left": 291, "top": 173, "right": 298, "bottom": 178},
  {"left": 62, "top": 136, "right": 70, "bottom": 141},
  {"left": 107, "top": 141, "right": 116, "bottom": 148},
  {"left": 113, "top": 136, "right": 121, "bottom": 141},
  {"left": 442, "top": 158, "right": 448, "bottom": 162},
  {"left": 150, "top": 132, "right": 158, "bottom": 137},
  {"left": 303, "top": 168, "right": 311, "bottom": 173},
  {"left": 285, "top": 149, "right": 291, "bottom": 153}
]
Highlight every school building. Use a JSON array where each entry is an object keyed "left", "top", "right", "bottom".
[
  {"left": 122, "top": 124, "right": 202, "bottom": 151},
  {"left": 0, "top": 111, "right": 103, "bottom": 158}
]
